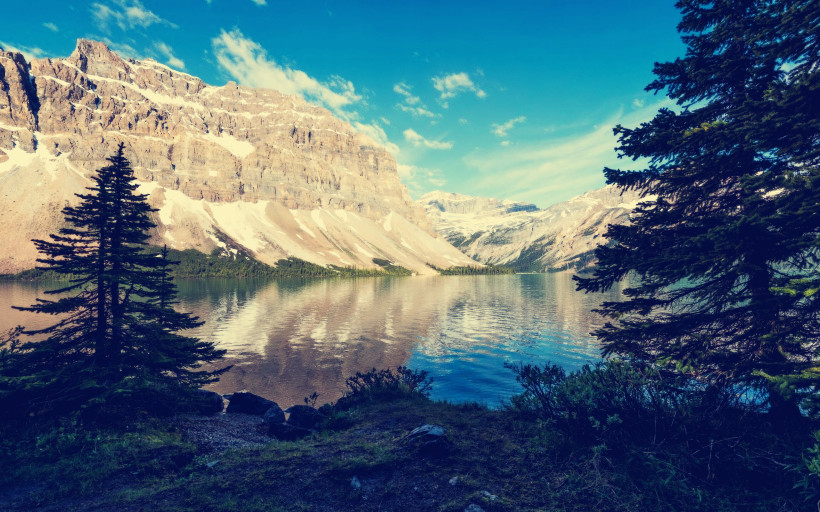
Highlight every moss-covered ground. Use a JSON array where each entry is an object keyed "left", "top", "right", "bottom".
[{"left": 1, "top": 391, "right": 815, "bottom": 512}]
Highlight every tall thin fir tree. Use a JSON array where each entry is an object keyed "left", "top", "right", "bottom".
[
  {"left": 574, "top": 0, "right": 819, "bottom": 417},
  {"left": 5, "top": 143, "right": 225, "bottom": 413}
]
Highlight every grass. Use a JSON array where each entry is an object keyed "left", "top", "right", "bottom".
[{"left": 2, "top": 385, "right": 816, "bottom": 511}]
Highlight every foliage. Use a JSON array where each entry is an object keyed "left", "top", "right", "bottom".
[
  {"left": 140, "top": 247, "right": 414, "bottom": 278},
  {"left": 507, "top": 359, "right": 819, "bottom": 508},
  {"left": 2, "top": 388, "right": 814, "bottom": 511},
  {"left": 370, "top": 257, "right": 413, "bottom": 276},
  {"left": 0, "top": 145, "right": 226, "bottom": 419},
  {"left": 428, "top": 263, "right": 515, "bottom": 275},
  {"left": 573, "top": 0, "right": 820, "bottom": 413},
  {"left": 506, "top": 360, "right": 750, "bottom": 445},
  {"left": 335, "top": 366, "right": 433, "bottom": 408}
]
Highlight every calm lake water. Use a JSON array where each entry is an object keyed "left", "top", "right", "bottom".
[{"left": 0, "top": 273, "right": 622, "bottom": 408}]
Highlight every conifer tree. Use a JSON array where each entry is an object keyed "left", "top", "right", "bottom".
[
  {"left": 4, "top": 144, "right": 225, "bottom": 413},
  {"left": 574, "top": 0, "right": 819, "bottom": 415}
]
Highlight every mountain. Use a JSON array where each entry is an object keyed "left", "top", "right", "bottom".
[
  {"left": 419, "top": 186, "right": 641, "bottom": 272},
  {"left": 0, "top": 39, "right": 476, "bottom": 275}
]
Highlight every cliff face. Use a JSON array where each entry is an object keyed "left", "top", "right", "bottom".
[
  {"left": 0, "top": 40, "right": 476, "bottom": 274},
  {"left": 419, "top": 186, "right": 641, "bottom": 272}
]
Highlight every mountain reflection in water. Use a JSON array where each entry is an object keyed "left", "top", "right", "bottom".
[{"left": 0, "top": 273, "right": 622, "bottom": 408}]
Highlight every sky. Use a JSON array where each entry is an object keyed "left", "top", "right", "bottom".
[{"left": 0, "top": 1, "right": 685, "bottom": 208}]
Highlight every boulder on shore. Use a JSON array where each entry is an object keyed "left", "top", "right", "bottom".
[
  {"left": 194, "top": 390, "right": 225, "bottom": 415},
  {"left": 262, "top": 404, "right": 286, "bottom": 425},
  {"left": 226, "top": 391, "right": 278, "bottom": 416},
  {"left": 286, "top": 405, "right": 324, "bottom": 429}
]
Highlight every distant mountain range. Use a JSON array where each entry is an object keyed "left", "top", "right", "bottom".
[
  {"left": 0, "top": 39, "right": 475, "bottom": 275},
  {"left": 419, "top": 186, "right": 641, "bottom": 272}
]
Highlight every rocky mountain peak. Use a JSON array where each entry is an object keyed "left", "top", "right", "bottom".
[
  {"left": 68, "top": 39, "right": 123, "bottom": 75},
  {"left": 0, "top": 41, "right": 477, "bottom": 274}
]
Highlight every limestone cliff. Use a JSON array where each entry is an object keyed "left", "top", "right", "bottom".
[{"left": 0, "top": 39, "right": 476, "bottom": 274}]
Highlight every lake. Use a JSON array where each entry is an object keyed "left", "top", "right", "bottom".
[{"left": 0, "top": 273, "right": 622, "bottom": 408}]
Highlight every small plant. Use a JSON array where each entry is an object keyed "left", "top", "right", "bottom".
[
  {"left": 337, "top": 366, "right": 433, "bottom": 408},
  {"left": 303, "top": 392, "right": 319, "bottom": 408}
]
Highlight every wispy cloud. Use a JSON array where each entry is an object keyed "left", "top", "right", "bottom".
[
  {"left": 212, "top": 29, "right": 362, "bottom": 114},
  {"left": 403, "top": 128, "right": 453, "bottom": 150},
  {"left": 42, "top": 22, "right": 59, "bottom": 32},
  {"left": 491, "top": 116, "right": 526, "bottom": 137},
  {"left": 91, "top": 0, "right": 176, "bottom": 32},
  {"left": 393, "top": 82, "right": 437, "bottom": 118},
  {"left": 211, "top": 29, "right": 398, "bottom": 155},
  {"left": 0, "top": 41, "right": 46, "bottom": 60},
  {"left": 463, "top": 99, "right": 674, "bottom": 206},
  {"left": 398, "top": 164, "right": 447, "bottom": 197},
  {"left": 154, "top": 41, "right": 184, "bottom": 69},
  {"left": 101, "top": 38, "right": 140, "bottom": 59},
  {"left": 432, "top": 72, "right": 486, "bottom": 107},
  {"left": 250, "top": 0, "right": 267, "bottom": 5},
  {"left": 353, "top": 121, "right": 399, "bottom": 155}
]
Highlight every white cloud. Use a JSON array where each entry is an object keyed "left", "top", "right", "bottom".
[
  {"left": 154, "top": 41, "right": 184, "bottom": 70},
  {"left": 632, "top": 98, "right": 645, "bottom": 108},
  {"left": 211, "top": 29, "right": 399, "bottom": 157},
  {"left": 353, "top": 121, "right": 399, "bottom": 155},
  {"left": 394, "top": 81, "right": 437, "bottom": 118},
  {"left": 101, "top": 38, "right": 140, "bottom": 59},
  {"left": 0, "top": 41, "right": 46, "bottom": 60},
  {"left": 403, "top": 128, "right": 453, "bottom": 150},
  {"left": 398, "top": 104, "right": 436, "bottom": 118},
  {"left": 491, "top": 116, "right": 526, "bottom": 137},
  {"left": 462, "top": 99, "right": 674, "bottom": 207},
  {"left": 397, "top": 164, "right": 447, "bottom": 197},
  {"left": 42, "top": 22, "right": 59, "bottom": 32},
  {"left": 393, "top": 82, "right": 419, "bottom": 104},
  {"left": 212, "top": 29, "right": 362, "bottom": 115},
  {"left": 432, "top": 72, "right": 486, "bottom": 106},
  {"left": 500, "top": 140, "right": 511, "bottom": 147},
  {"left": 91, "top": 0, "right": 176, "bottom": 31},
  {"left": 251, "top": 0, "right": 267, "bottom": 4}
]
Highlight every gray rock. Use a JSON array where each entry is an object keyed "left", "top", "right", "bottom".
[
  {"left": 194, "top": 389, "right": 224, "bottom": 415},
  {"left": 400, "top": 424, "right": 450, "bottom": 457},
  {"left": 350, "top": 476, "right": 361, "bottom": 490},
  {"left": 287, "top": 405, "right": 324, "bottom": 429},
  {"left": 481, "top": 490, "right": 498, "bottom": 501},
  {"left": 262, "top": 404, "right": 286, "bottom": 425},
  {"left": 226, "top": 391, "right": 277, "bottom": 416}
]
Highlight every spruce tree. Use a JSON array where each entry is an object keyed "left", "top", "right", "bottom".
[
  {"left": 574, "top": 0, "right": 819, "bottom": 415},
  {"left": 5, "top": 144, "right": 226, "bottom": 414}
]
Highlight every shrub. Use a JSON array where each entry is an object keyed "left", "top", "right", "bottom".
[
  {"left": 335, "top": 366, "right": 433, "bottom": 409},
  {"left": 507, "top": 360, "right": 818, "bottom": 507}
]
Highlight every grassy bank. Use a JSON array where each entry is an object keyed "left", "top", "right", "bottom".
[{"left": 2, "top": 364, "right": 817, "bottom": 512}]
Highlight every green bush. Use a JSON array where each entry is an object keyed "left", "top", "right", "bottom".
[
  {"left": 507, "top": 360, "right": 819, "bottom": 508},
  {"left": 335, "top": 366, "right": 433, "bottom": 409}
]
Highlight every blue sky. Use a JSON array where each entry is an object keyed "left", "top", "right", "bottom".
[{"left": 0, "top": 1, "right": 684, "bottom": 207}]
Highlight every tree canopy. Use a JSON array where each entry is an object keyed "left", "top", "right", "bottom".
[
  {"left": 1, "top": 144, "right": 226, "bottom": 416},
  {"left": 574, "top": 0, "right": 819, "bottom": 413}
]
